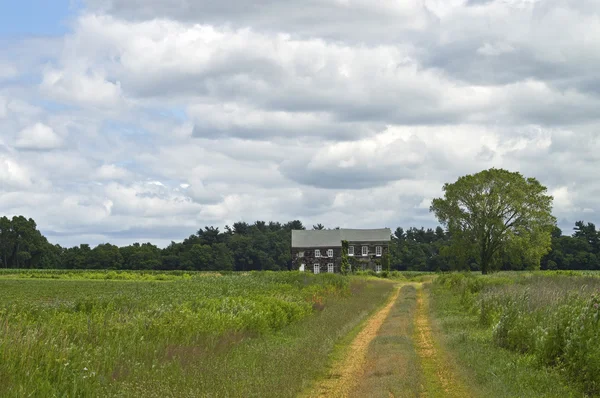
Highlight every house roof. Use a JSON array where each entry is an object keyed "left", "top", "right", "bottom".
[{"left": 291, "top": 228, "right": 391, "bottom": 248}]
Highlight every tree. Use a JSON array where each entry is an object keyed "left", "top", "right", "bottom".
[
  {"left": 573, "top": 221, "right": 600, "bottom": 254},
  {"left": 430, "top": 168, "right": 555, "bottom": 274},
  {"left": 312, "top": 224, "right": 325, "bottom": 230},
  {"left": 340, "top": 240, "right": 350, "bottom": 275},
  {"left": 283, "top": 220, "right": 305, "bottom": 231},
  {"left": 0, "top": 216, "right": 13, "bottom": 268},
  {"left": 89, "top": 243, "right": 123, "bottom": 269},
  {"left": 382, "top": 250, "right": 391, "bottom": 272}
]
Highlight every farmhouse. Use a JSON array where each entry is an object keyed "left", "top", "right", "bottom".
[{"left": 291, "top": 228, "right": 391, "bottom": 273}]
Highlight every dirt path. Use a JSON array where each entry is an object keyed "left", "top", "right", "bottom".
[
  {"left": 307, "top": 282, "right": 472, "bottom": 398},
  {"left": 415, "top": 284, "right": 470, "bottom": 398},
  {"left": 307, "top": 284, "right": 402, "bottom": 398}
]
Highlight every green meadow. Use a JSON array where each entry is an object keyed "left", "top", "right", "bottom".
[
  {"left": 0, "top": 271, "right": 393, "bottom": 397},
  {"left": 2, "top": 269, "right": 600, "bottom": 397},
  {"left": 429, "top": 271, "right": 600, "bottom": 397}
]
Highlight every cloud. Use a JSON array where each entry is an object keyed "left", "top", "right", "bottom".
[
  {"left": 94, "top": 164, "right": 131, "bottom": 180},
  {"left": 1, "top": 0, "right": 600, "bottom": 247},
  {"left": 0, "top": 155, "right": 33, "bottom": 188},
  {"left": 41, "top": 68, "right": 123, "bottom": 108},
  {"left": 15, "top": 123, "right": 63, "bottom": 150}
]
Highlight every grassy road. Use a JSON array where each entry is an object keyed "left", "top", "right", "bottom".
[
  {"left": 308, "top": 273, "right": 593, "bottom": 398},
  {"left": 307, "top": 282, "right": 471, "bottom": 398}
]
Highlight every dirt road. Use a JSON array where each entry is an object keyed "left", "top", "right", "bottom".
[
  {"left": 307, "top": 282, "right": 471, "bottom": 398},
  {"left": 307, "top": 284, "right": 402, "bottom": 397}
]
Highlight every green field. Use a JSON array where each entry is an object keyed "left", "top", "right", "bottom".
[
  {"left": 0, "top": 270, "right": 394, "bottom": 397},
  {"left": 429, "top": 271, "right": 600, "bottom": 397},
  {"left": 2, "top": 270, "right": 599, "bottom": 397}
]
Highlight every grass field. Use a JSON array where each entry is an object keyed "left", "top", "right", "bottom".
[
  {"left": 0, "top": 271, "right": 394, "bottom": 397},
  {"left": 3, "top": 269, "right": 599, "bottom": 397},
  {"left": 429, "top": 271, "right": 600, "bottom": 397}
]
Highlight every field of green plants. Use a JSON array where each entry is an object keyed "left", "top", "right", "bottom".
[
  {"left": 0, "top": 271, "right": 394, "bottom": 397},
  {"left": 431, "top": 271, "right": 600, "bottom": 397}
]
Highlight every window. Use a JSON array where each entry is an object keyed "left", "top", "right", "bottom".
[
  {"left": 327, "top": 263, "right": 334, "bottom": 273},
  {"left": 376, "top": 246, "right": 382, "bottom": 257},
  {"left": 362, "top": 246, "right": 369, "bottom": 256},
  {"left": 299, "top": 263, "right": 305, "bottom": 272},
  {"left": 375, "top": 264, "right": 382, "bottom": 273},
  {"left": 313, "top": 264, "right": 320, "bottom": 274},
  {"left": 327, "top": 249, "right": 333, "bottom": 258},
  {"left": 348, "top": 246, "right": 354, "bottom": 256},
  {"left": 315, "top": 249, "right": 321, "bottom": 257},
  {"left": 298, "top": 251, "right": 304, "bottom": 258}
]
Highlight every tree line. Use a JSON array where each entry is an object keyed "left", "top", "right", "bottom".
[{"left": 1, "top": 215, "right": 599, "bottom": 271}]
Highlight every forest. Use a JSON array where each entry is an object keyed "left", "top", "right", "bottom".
[{"left": 1, "top": 215, "right": 599, "bottom": 271}]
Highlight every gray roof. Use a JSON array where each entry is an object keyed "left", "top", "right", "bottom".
[{"left": 291, "top": 228, "right": 391, "bottom": 248}]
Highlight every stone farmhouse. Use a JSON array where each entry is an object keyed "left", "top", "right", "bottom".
[{"left": 291, "top": 228, "right": 391, "bottom": 273}]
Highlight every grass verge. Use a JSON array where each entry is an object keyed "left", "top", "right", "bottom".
[{"left": 428, "top": 277, "right": 585, "bottom": 398}]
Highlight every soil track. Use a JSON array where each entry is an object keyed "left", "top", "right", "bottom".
[
  {"left": 308, "top": 284, "right": 402, "bottom": 397},
  {"left": 415, "top": 285, "right": 470, "bottom": 397},
  {"left": 308, "top": 282, "right": 471, "bottom": 398}
]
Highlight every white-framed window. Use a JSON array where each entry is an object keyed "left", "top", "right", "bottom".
[
  {"left": 327, "top": 263, "right": 334, "bottom": 273},
  {"left": 376, "top": 246, "right": 382, "bottom": 257},
  {"left": 327, "top": 249, "right": 333, "bottom": 258},
  {"left": 314, "top": 264, "right": 320, "bottom": 274},
  {"left": 348, "top": 246, "right": 354, "bottom": 256},
  {"left": 375, "top": 264, "right": 382, "bottom": 273},
  {"left": 362, "top": 246, "right": 369, "bottom": 256},
  {"left": 315, "top": 249, "right": 321, "bottom": 257},
  {"left": 298, "top": 251, "right": 304, "bottom": 258},
  {"left": 299, "top": 263, "right": 305, "bottom": 272}
]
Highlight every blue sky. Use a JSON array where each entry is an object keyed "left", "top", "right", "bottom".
[{"left": 0, "top": 0, "right": 78, "bottom": 37}]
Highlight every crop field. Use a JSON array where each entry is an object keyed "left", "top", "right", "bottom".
[
  {"left": 429, "top": 271, "right": 600, "bottom": 397},
  {"left": 0, "top": 270, "right": 394, "bottom": 397}
]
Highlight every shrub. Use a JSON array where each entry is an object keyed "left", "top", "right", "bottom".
[{"left": 438, "top": 272, "right": 600, "bottom": 396}]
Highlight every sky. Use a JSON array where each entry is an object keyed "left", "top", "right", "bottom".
[{"left": 1, "top": 0, "right": 599, "bottom": 248}]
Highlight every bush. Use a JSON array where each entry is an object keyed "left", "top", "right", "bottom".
[{"left": 437, "top": 272, "right": 600, "bottom": 396}]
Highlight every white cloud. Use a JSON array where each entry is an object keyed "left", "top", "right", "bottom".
[
  {"left": 1, "top": 0, "right": 599, "bottom": 246},
  {"left": 551, "top": 186, "right": 573, "bottom": 213},
  {"left": 41, "top": 68, "right": 123, "bottom": 108},
  {"left": 0, "top": 155, "right": 32, "bottom": 188},
  {"left": 94, "top": 164, "right": 130, "bottom": 180},
  {"left": 477, "top": 42, "right": 515, "bottom": 56},
  {"left": 15, "top": 123, "right": 63, "bottom": 150}
]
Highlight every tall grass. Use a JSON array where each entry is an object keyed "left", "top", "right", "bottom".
[
  {"left": 0, "top": 272, "right": 392, "bottom": 397},
  {"left": 434, "top": 271, "right": 600, "bottom": 396},
  {"left": 0, "top": 268, "right": 214, "bottom": 280}
]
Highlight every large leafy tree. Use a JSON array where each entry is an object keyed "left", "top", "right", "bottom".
[{"left": 430, "top": 168, "right": 556, "bottom": 274}]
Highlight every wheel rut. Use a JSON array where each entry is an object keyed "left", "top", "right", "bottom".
[
  {"left": 307, "top": 281, "right": 473, "bottom": 398},
  {"left": 307, "top": 284, "right": 402, "bottom": 398},
  {"left": 415, "top": 284, "right": 471, "bottom": 398}
]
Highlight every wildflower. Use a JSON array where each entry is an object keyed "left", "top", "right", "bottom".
[{"left": 83, "top": 367, "right": 88, "bottom": 371}]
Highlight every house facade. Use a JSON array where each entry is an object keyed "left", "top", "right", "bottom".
[{"left": 291, "top": 228, "right": 391, "bottom": 273}]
